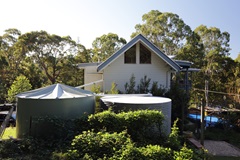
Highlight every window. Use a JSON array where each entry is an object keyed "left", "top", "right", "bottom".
[
  {"left": 124, "top": 45, "right": 136, "bottom": 64},
  {"left": 140, "top": 43, "right": 151, "bottom": 64}
]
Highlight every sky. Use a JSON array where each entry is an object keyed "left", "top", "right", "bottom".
[{"left": 1, "top": 0, "right": 240, "bottom": 59}]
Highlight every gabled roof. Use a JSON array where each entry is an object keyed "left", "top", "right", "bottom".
[{"left": 97, "top": 34, "right": 181, "bottom": 72}]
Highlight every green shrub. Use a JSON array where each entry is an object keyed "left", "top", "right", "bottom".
[
  {"left": 106, "top": 82, "right": 119, "bottom": 94},
  {"left": 150, "top": 81, "right": 167, "bottom": 96},
  {"left": 167, "top": 118, "right": 181, "bottom": 150},
  {"left": 118, "top": 110, "right": 164, "bottom": 144},
  {"left": 67, "top": 130, "right": 132, "bottom": 159},
  {"left": 111, "top": 143, "right": 142, "bottom": 160},
  {"left": 88, "top": 109, "right": 164, "bottom": 145},
  {"left": 137, "top": 75, "right": 151, "bottom": 93},
  {"left": 174, "top": 143, "right": 193, "bottom": 160},
  {"left": 88, "top": 109, "right": 124, "bottom": 132},
  {"left": 139, "top": 145, "right": 173, "bottom": 160},
  {"left": 124, "top": 74, "right": 136, "bottom": 93}
]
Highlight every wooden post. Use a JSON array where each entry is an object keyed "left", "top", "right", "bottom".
[{"left": 200, "top": 98, "right": 205, "bottom": 146}]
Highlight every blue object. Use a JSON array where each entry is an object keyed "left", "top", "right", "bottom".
[{"left": 188, "top": 113, "right": 220, "bottom": 127}]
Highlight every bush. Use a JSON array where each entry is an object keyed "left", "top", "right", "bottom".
[
  {"left": 174, "top": 143, "right": 193, "bottom": 160},
  {"left": 167, "top": 118, "right": 181, "bottom": 150},
  {"left": 67, "top": 130, "right": 176, "bottom": 160},
  {"left": 67, "top": 130, "right": 132, "bottom": 159},
  {"left": 88, "top": 109, "right": 165, "bottom": 145}
]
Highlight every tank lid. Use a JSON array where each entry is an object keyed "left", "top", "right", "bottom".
[
  {"left": 101, "top": 96, "right": 171, "bottom": 104},
  {"left": 17, "top": 83, "right": 94, "bottom": 99}
]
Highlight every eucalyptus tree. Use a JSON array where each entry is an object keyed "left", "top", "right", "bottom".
[
  {"left": 91, "top": 33, "right": 126, "bottom": 62},
  {"left": 194, "top": 25, "right": 230, "bottom": 74},
  {"left": 131, "top": 10, "right": 192, "bottom": 55},
  {"left": 176, "top": 32, "right": 205, "bottom": 68},
  {"left": 20, "top": 56, "right": 46, "bottom": 89},
  {"left": 194, "top": 25, "right": 231, "bottom": 106},
  {"left": 0, "top": 28, "right": 23, "bottom": 84},
  {"left": 0, "top": 28, "right": 25, "bottom": 101},
  {"left": 18, "top": 31, "right": 78, "bottom": 84}
]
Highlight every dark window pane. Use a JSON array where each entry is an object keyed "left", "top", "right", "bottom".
[
  {"left": 125, "top": 45, "right": 136, "bottom": 64},
  {"left": 140, "top": 43, "right": 151, "bottom": 64}
]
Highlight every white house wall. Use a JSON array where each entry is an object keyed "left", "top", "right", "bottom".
[
  {"left": 103, "top": 43, "right": 172, "bottom": 92},
  {"left": 84, "top": 66, "right": 103, "bottom": 91}
]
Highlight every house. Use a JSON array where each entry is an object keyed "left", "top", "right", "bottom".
[{"left": 78, "top": 34, "right": 197, "bottom": 93}]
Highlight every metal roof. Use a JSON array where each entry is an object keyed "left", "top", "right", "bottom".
[
  {"left": 77, "top": 62, "right": 101, "bottom": 69},
  {"left": 175, "top": 60, "right": 193, "bottom": 68},
  {"left": 17, "top": 83, "right": 93, "bottom": 99},
  {"left": 97, "top": 34, "right": 181, "bottom": 72}
]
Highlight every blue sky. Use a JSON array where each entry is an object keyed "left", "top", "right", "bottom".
[{"left": 1, "top": 0, "right": 239, "bottom": 59}]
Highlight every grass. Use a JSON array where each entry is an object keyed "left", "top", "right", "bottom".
[{"left": 1, "top": 127, "right": 16, "bottom": 139}]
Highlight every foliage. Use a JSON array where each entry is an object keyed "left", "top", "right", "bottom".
[
  {"left": 150, "top": 81, "right": 168, "bottom": 96},
  {"left": 137, "top": 75, "right": 151, "bottom": 93},
  {"left": 107, "top": 82, "right": 119, "bottom": 94},
  {"left": 91, "top": 33, "right": 126, "bottom": 62},
  {"left": 124, "top": 73, "right": 136, "bottom": 94},
  {"left": 0, "top": 138, "right": 62, "bottom": 159},
  {"left": 88, "top": 109, "right": 164, "bottom": 144},
  {"left": 139, "top": 145, "right": 173, "bottom": 160},
  {"left": 132, "top": 10, "right": 192, "bottom": 55},
  {"left": 31, "top": 116, "right": 76, "bottom": 140},
  {"left": 66, "top": 130, "right": 181, "bottom": 160},
  {"left": 7, "top": 75, "right": 32, "bottom": 102},
  {"left": 165, "top": 81, "right": 189, "bottom": 133},
  {"left": 167, "top": 118, "right": 181, "bottom": 150},
  {"left": 67, "top": 130, "right": 132, "bottom": 160},
  {"left": 18, "top": 31, "right": 78, "bottom": 84},
  {"left": 0, "top": 110, "right": 208, "bottom": 160},
  {"left": 91, "top": 84, "right": 101, "bottom": 93},
  {"left": 174, "top": 143, "right": 193, "bottom": 160}
]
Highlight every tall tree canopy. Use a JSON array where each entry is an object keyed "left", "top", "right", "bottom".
[
  {"left": 18, "top": 31, "right": 78, "bottom": 84},
  {"left": 193, "top": 25, "right": 232, "bottom": 105},
  {"left": 91, "top": 33, "right": 126, "bottom": 62},
  {"left": 0, "top": 28, "right": 25, "bottom": 101},
  {"left": 0, "top": 28, "right": 23, "bottom": 84},
  {"left": 131, "top": 10, "right": 192, "bottom": 55},
  {"left": 194, "top": 25, "right": 231, "bottom": 74}
]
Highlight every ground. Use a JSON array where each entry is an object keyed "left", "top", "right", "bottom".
[{"left": 204, "top": 140, "right": 240, "bottom": 157}]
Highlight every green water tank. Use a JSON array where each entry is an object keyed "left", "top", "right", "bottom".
[{"left": 16, "top": 83, "right": 95, "bottom": 138}]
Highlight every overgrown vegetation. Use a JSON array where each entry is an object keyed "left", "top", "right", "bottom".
[{"left": 0, "top": 110, "right": 208, "bottom": 159}]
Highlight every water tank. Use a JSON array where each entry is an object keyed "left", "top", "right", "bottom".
[
  {"left": 16, "top": 83, "right": 95, "bottom": 138},
  {"left": 101, "top": 96, "right": 171, "bottom": 135}
]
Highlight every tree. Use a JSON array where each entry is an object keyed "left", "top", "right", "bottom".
[
  {"left": 176, "top": 32, "right": 205, "bottom": 68},
  {"left": 235, "top": 53, "right": 240, "bottom": 63},
  {"left": 131, "top": 10, "right": 192, "bottom": 55},
  {"left": 18, "top": 31, "right": 78, "bottom": 84},
  {"left": 194, "top": 25, "right": 231, "bottom": 105},
  {"left": 91, "top": 33, "right": 126, "bottom": 62},
  {"left": 20, "top": 57, "right": 46, "bottom": 89},
  {"left": 0, "top": 28, "right": 24, "bottom": 102},
  {"left": 7, "top": 75, "right": 32, "bottom": 102}
]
